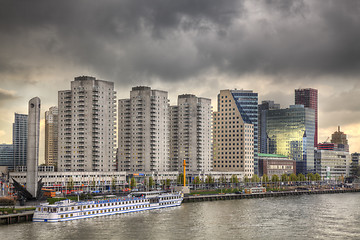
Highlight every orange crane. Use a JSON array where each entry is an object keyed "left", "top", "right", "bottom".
[{"left": 183, "top": 159, "right": 186, "bottom": 187}]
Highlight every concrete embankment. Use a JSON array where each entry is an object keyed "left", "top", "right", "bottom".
[
  {"left": 0, "top": 211, "right": 34, "bottom": 225},
  {"left": 183, "top": 188, "right": 360, "bottom": 203}
]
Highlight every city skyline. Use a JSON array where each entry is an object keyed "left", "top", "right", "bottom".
[{"left": 1, "top": 1, "right": 360, "bottom": 158}]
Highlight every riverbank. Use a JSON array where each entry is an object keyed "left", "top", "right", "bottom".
[
  {"left": 1, "top": 188, "right": 359, "bottom": 225},
  {"left": 183, "top": 188, "right": 360, "bottom": 203}
]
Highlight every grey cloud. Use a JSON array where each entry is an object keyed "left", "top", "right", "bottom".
[
  {"left": 322, "top": 87, "right": 360, "bottom": 113},
  {"left": 0, "top": 0, "right": 360, "bottom": 87},
  {"left": 0, "top": 89, "right": 18, "bottom": 104}
]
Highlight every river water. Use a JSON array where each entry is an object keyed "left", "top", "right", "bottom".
[{"left": 1, "top": 193, "right": 360, "bottom": 240}]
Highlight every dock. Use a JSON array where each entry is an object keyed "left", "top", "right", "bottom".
[
  {"left": 183, "top": 188, "right": 360, "bottom": 203},
  {"left": 0, "top": 211, "right": 34, "bottom": 225}
]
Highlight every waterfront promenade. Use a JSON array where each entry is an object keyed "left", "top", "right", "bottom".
[{"left": 183, "top": 188, "right": 360, "bottom": 203}]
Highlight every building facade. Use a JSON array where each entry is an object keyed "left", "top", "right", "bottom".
[
  {"left": 295, "top": 88, "right": 318, "bottom": 147},
  {"left": 267, "top": 105, "right": 315, "bottom": 174},
  {"left": 315, "top": 149, "right": 350, "bottom": 180},
  {"left": 351, "top": 152, "right": 360, "bottom": 177},
  {"left": 10, "top": 171, "right": 127, "bottom": 192},
  {"left": 0, "top": 144, "right": 14, "bottom": 170},
  {"left": 13, "top": 113, "right": 28, "bottom": 169},
  {"left": 331, "top": 126, "right": 349, "bottom": 152},
  {"left": 170, "top": 94, "right": 212, "bottom": 173},
  {"left": 258, "top": 101, "right": 280, "bottom": 154},
  {"left": 318, "top": 142, "right": 349, "bottom": 152},
  {"left": 258, "top": 153, "right": 296, "bottom": 177},
  {"left": 58, "top": 76, "right": 116, "bottom": 172},
  {"left": 230, "top": 90, "right": 258, "bottom": 174},
  {"left": 213, "top": 90, "right": 254, "bottom": 178},
  {"left": 118, "top": 86, "right": 170, "bottom": 172},
  {"left": 45, "top": 106, "right": 58, "bottom": 168}
]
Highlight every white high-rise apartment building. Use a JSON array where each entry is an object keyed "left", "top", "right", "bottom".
[
  {"left": 118, "top": 86, "right": 169, "bottom": 172},
  {"left": 58, "top": 76, "right": 116, "bottom": 172},
  {"left": 170, "top": 94, "right": 212, "bottom": 173},
  {"left": 45, "top": 106, "right": 58, "bottom": 168}
]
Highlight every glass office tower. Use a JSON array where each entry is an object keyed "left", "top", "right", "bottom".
[
  {"left": 295, "top": 88, "right": 318, "bottom": 147},
  {"left": 13, "top": 113, "right": 28, "bottom": 169},
  {"left": 258, "top": 101, "right": 280, "bottom": 154},
  {"left": 267, "top": 105, "right": 315, "bottom": 174}
]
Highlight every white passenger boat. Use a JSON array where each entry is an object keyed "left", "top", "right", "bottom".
[{"left": 33, "top": 191, "right": 183, "bottom": 222}]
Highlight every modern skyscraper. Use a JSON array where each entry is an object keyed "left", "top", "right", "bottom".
[
  {"left": 118, "top": 86, "right": 169, "bottom": 172},
  {"left": 258, "top": 101, "right": 280, "bottom": 154},
  {"left": 170, "top": 94, "right": 212, "bottom": 173},
  {"left": 13, "top": 113, "right": 28, "bottom": 169},
  {"left": 213, "top": 89, "right": 255, "bottom": 178},
  {"left": 0, "top": 144, "right": 14, "bottom": 169},
  {"left": 58, "top": 76, "right": 116, "bottom": 172},
  {"left": 295, "top": 88, "right": 318, "bottom": 147},
  {"left": 228, "top": 90, "right": 258, "bottom": 174},
  {"left": 266, "top": 105, "right": 315, "bottom": 174},
  {"left": 45, "top": 106, "right": 58, "bottom": 168}
]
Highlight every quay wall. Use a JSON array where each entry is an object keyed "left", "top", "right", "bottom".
[
  {"left": 0, "top": 211, "right": 34, "bottom": 225},
  {"left": 183, "top": 189, "right": 360, "bottom": 203}
]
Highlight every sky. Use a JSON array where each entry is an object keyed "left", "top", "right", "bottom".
[{"left": 1, "top": 0, "right": 360, "bottom": 162}]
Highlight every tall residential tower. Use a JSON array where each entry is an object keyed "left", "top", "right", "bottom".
[
  {"left": 118, "top": 86, "right": 170, "bottom": 172},
  {"left": 58, "top": 76, "right": 116, "bottom": 172},
  {"left": 45, "top": 106, "right": 58, "bottom": 168},
  {"left": 170, "top": 94, "right": 212, "bottom": 173}
]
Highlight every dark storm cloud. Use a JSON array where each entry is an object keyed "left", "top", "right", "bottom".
[
  {"left": 0, "top": 0, "right": 242, "bottom": 83},
  {"left": 0, "top": 0, "right": 360, "bottom": 85}
]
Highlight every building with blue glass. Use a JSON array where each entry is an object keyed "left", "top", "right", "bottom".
[
  {"left": 258, "top": 101, "right": 280, "bottom": 154},
  {"left": 230, "top": 90, "right": 259, "bottom": 174},
  {"left": 213, "top": 89, "right": 255, "bottom": 178},
  {"left": 13, "top": 113, "right": 28, "bottom": 169},
  {"left": 0, "top": 144, "right": 14, "bottom": 170},
  {"left": 266, "top": 105, "right": 315, "bottom": 174}
]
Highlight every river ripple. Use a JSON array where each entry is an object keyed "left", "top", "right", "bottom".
[{"left": 1, "top": 193, "right": 359, "bottom": 240}]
